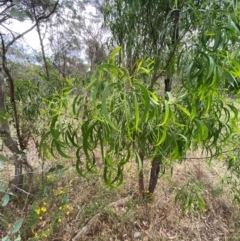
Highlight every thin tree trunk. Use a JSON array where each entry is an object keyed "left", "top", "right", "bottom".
[
  {"left": 148, "top": 77, "right": 172, "bottom": 194},
  {"left": 36, "top": 21, "right": 50, "bottom": 79},
  {"left": 148, "top": 157, "right": 161, "bottom": 193},
  {"left": 0, "top": 72, "right": 24, "bottom": 187}
]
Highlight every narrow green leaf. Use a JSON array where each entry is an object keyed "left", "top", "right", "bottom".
[
  {"left": 101, "top": 83, "right": 119, "bottom": 131},
  {"left": 97, "top": 63, "right": 121, "bottom": 75},
  {"left": 196, "top": 194, "right": 206, "bottom": 212},
  {"left": 0, "top": 185, "right": 6, "bottom": 192},
  {"left": 110, "top": 166, "right": 123, "bottom": 187},
  {"left": 228, "top": 103, "right": 238, "bottom": 120},
  {"left": 11, "top": 218, "right": 24, "bottom": 234},
  {"left": 186, "top": 62, "right": 194, "bottom": 82},
  {"left": 159, "top": 101, "right": 170, "bottom": 126},
  {"left": 13, "top": 0, "right": 20, "bottom": 5},
  {"left": 136, "top": 153, "right": 143, "bottom": 174},
  {"left": 50, "top": 115, "right": 60, "bottom": 140},
  {"left": 14, "top": 234, "right": 21, "bottom": 241},
  {"left": 65, "top": 127, "right": 79, "bottom": 148},
  {"left": 24, "top": 10, "right": 33, "bottom": 21},
  {"left": 103, "top": 166, "right": 111, "bottom": 186},
  {"left": 176, "top": 104, "right": 191, "bottom": 117},
  {"left": 133, "top": 93, "right": 140, "bottom": 131},
  {"left": 155, "top": 126, "right": 167, "bottom": 146},
  {"left": 50, "top": 140, "right": 58, "bottom": 159},
  {"left": 136, "top": 59, "right": 143, "bottom": 72},
  {"left": 76, "top": 148, "right": 87, "bottom": 178},
  {"left": 133, "top": 82, "right": 151, "bottom": 122},
  {"left": 54, "top": 140, "right": 72, "bottom": 159},
  {"left": 2, "top": 194, "right": 10, "bottom": 207},
  {"left": 10, "top": 7, "right": 20, "bottom": 17},
  {"left": 0, "top": 161, "right": 4, "bottom": 170},
  {"left": 2, "top": 236, "right": 11, "bottom": 241},
  {"left": 194, "top": 119, "right": 208, "bottom": 141},
  {"left": 91, "top": 80, "right": 106, "bottom": 110},
  {"left": 207, "top": 56, "right": 215, "bottom": 79},
  {"left": 191, "top": 103, "right": 197, "bottom": 120},
  {"left": 48, "top": 167, "right": 56, "bottom": 173},
  {"left": 72, "top": 94, "right": 82, "bottom": 116},
  {"left": 0, "top": 154, "right": 9, "bottom": 162},
  {"left": 104, "top": 152, "right": 114, "bottom": 168},
  {"left": 56, "top": 164, "right": 64, "bottom": 170},
  {"left": 109, "top": 46, "right": 121, "bottom": 61},
  {"left": 85, "top": 153, "right": 97, "bottom": 173},
  {"left": 119, "top": 149, "right": 131, "bottom": 166}
]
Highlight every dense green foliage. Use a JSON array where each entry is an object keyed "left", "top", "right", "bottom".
[
  {"left": 1, "top": 1, "right": 240, "bottom": 240},
  {"left": 40, "top": 0, "right": 240, "bottom": 196}
]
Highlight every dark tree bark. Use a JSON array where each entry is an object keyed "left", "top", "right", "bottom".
[
  {"left": 147, "top": 77, "right": 172, "bottom": 194},
  {"left": 148, "top": 157, "right": 161, "bottom": 193}
]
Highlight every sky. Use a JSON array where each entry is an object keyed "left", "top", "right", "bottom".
[
  {"left": 10, "top": 4, "right": 97, "bottom": 53},
  {"left": 13, "top": 20, "right": 41, "bottom": 51}
]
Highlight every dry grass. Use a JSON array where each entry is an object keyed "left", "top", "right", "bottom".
[{"left": 0, "top": 152, "right": 240, "bottom": 241}]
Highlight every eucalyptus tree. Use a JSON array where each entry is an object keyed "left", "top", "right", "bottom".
[
  {"left": 83, "top": 5, "right": 108, "bottom": 70},
  {"left": 47, "top": 0, "right": 108, "bottom": 76},
  {"left": 27, "top": 0, "right": 60, "bottom": 79},
  {"left": 47, "top": 0, "right": 87, "bottom": 78},
  {"left": 43, "top": 0, "right": 240, "bottom": 202},
  {"left": 0, "top": 0, "right": 59, "bottom": 188}
]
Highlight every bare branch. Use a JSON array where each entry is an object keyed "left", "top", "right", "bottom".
[{"left": 5, "top": 0, "right": 59, "bottom": 52}]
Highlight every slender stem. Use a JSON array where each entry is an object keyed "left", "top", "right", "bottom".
[{"left": 35, "top": 20, "right": 50, "bottom": 79}]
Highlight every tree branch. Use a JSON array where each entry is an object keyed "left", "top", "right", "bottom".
[
  {"left": 72, "top": 196, "right": 132, "bottom": 241},
  {"left": 5, "top": 0, "right": 59, "bottom": 52},
  {"left": 149, "top": 31, "right": 187, "bottom": 90}
]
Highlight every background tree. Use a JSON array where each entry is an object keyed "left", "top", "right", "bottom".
[
  {"left": 0, "top": 0, "right": 59, "bottom": 188},
  {"left": 48, "top": 0, "right": 87, "bottom": 78},
  {"left": 29, "top": 0, "right": 59, "bottom": 79}
]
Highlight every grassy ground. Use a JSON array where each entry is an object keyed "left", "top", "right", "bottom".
[{"left": 1, "top": 151, "right": 240, "bottom": 241}]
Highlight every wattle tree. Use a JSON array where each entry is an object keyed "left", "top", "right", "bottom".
[{"left": 43, "top": 0, "right": 240, "bottom": 201}]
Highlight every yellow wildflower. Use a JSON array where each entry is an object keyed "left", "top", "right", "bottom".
[
  {"left": 39, "top": 216, "right": 43, "bottom": 220},
  {"left": 65, "top": 211, "right": 70, "bottom": 216},
  {"left": 35, "top": 208, "right": 41, "bottom": 215},
  {"left": 59, "top": 190, "right": 65, "bottom": 194},
  {"left": 41, "top": 206, "right": 47, "bottom": 213},
  {"left": 59, "top": 206, "right": 62, "bottom": 210},
  {"left": 58, "top": 218, "right": 62, "bottom": 223},
  {"left": 65, "top": 204, "right": 70, "bottom": 209},
  {"left": 43, "top": 202, "right": 47, "bottom": 206}
]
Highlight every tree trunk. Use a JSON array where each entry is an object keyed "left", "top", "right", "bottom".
[
  {"left": 148, "top": 77, "right": 171, "bottom": 194},
  {"left": 36, "top": 21, "right": 50, "bottom": 79},
  {"left": 0, "top": 72, "right": 24, "bottom": 188},
  {"left": 148, "top": 157, "right": 161, "bottom": 193}
]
